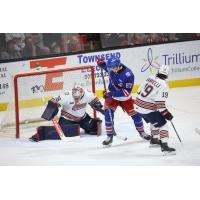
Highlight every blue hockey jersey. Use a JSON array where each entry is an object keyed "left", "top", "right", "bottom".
[{"left": 104, "top": 63, "right": 135, "bottom": 101}]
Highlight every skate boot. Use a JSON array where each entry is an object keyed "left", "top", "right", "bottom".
[
  {"left": 29, "top": 128, "right": 39, "bottom": 142},
  {"left": 102, "top": 135, "right": 113, "bottom": 146},
  {"left": 161, "top": 142, "right": 176, "bottom": 155},
  {"left": 139, "top": 132, "right": 151, "bottom": 141},
  {"left": 149, "top": 137, "right": 161, "bottom": 147},
  {"left": 29, "top": 133, "right": 39, "bottom": 142}
]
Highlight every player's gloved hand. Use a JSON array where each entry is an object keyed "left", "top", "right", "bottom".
[
  {"left": 103, "top": 91, "right": 113, "bottom": 99},
  {"left": 97, "top": 58, "right": 106, "bottom": 68},
  {"left": 160, "top": 109, "right": 173, "bottom": 120},
  {"left": 92, "top": 102, "right": 105, "bottom": 115}
]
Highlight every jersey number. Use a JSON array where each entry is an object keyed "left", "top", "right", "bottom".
[{"left": 140, "top": 84, "right": 153, "bottom": 97}]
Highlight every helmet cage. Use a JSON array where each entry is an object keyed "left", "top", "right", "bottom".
[{"left": 72, "top": 85, "right": 84, "bottom": 101}]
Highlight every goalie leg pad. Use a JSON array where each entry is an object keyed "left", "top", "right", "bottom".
[{"left": 31, "top": 124, "right": 80, "bottom": 141}]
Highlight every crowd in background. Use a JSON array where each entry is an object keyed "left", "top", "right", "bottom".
[
  {"left": 0, "top": 33, "right": 200, "bottom": 61},
  {"left": 100, "top": 33, "right": 200, "bottom": 48}
]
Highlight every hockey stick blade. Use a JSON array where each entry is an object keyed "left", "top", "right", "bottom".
[
  {"left": 115, "top": 134, "right": 128, "bottom": 141},
  {"left": 113, "top": 132, "right": 127, "bottom": 141}
]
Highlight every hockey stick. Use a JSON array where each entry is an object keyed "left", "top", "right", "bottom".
[
  {"left": 170, "top": 120, "right": 182, "bottom": 143},
  {"left": 100, "top": 66, "right": 127, "bottom": 141}
]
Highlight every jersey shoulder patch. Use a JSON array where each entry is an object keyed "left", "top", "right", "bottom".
[{"left": 125, "top": 71, "right": 131, "bottom": 77}]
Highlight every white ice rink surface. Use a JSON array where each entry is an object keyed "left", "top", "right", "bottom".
[{"left": 0, "top": 86, "right": 200, "bottom": 166}]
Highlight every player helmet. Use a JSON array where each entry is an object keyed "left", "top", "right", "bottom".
[
  {"left": 72, "top": 84, "right": 85, "bottom": 101},
  {"left": 157, "top": 65, "right": 169, "bottom": 79},
  {"left": 107, "top": 57, "right": 121, "bottom": 71}
]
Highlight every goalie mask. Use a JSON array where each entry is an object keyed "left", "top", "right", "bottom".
[{"left": 72, "top": 85, "right": 85, "bottom": 101}]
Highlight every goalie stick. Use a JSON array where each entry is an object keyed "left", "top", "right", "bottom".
[
  {"left": 52, "top": 119, "right": 80, "bottom": 141},
  {"left": 100, "top": 65, "right": 127, "bottom": 141}
]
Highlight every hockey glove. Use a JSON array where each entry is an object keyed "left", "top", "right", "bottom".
[
  {"left": 103, "top": 91, "right": 113, "bottom": 100},
  {"left": 160, "top": 109, "right": 173, "bottom": 120},
  {"left": 97, "top": 58, "right": 106, "bottom": 68},
  {"left": 92, "top": 102, "right": 105, "bottom": 115}
]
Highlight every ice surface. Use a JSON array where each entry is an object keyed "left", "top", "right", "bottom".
[{"left": 0, "top": 86, "right": 200, "bottom": 166}]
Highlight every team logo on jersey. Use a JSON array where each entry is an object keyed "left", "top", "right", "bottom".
[
  {"left": 141, "top": 48, "right": 160, "bottom": 73},
  {"left": 72, "top": 103, "right": 87, "bottom": 111},
  {"left": 125, "top": 72, "right": 131, "bottom": 77}
]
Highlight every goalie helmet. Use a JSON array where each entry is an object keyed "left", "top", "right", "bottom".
[
  {"left": 72, "top": 84, "right": 85, "bottom": 101},
  {"left": 157, "top": 65, "right": 169, "bottom": 79}
]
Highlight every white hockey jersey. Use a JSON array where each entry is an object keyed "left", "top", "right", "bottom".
[
  {"left": 135, "top": 75, "right": 169, "bottom": 114},
  {"left": 51, "top": 90, "right": 99, "bottom": 122}
]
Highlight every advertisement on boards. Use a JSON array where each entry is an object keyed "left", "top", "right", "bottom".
[{"left": 1, "top": 40, "right": 200, "bottom": 110}]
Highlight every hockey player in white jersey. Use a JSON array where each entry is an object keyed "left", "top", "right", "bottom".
[
  {"left": 29, "top": 84, "right": 104, "bottom": 142},
  {"left": 135, "top": 65, "right": 175, "bottom": 155}
]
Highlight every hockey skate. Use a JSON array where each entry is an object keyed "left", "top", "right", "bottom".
[
  {"left": 149, "top": 137, "right": 161, "bottom": 148},
  {"left": 139, "top": 132, "right": 151, "bottom": 141},
  {"left": 161, "top": 142, "right": 176, "bottom": 155},
  {"left": 102, "top": 135, "right": 113, "bottom": 146},
  {"left": 29, "top": 133, "right": 39, "bottom": 142}
]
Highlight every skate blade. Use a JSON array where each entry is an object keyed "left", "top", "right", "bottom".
[
  {"left": 149, "top": 144, "right": 160, "bottom": 148},
  {"left": 162, "top": 151, "right": 176, "bottom": 156}
]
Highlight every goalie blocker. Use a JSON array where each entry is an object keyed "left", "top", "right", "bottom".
[{"left": 29, "top": 100, "right": 102, "bottom": 142}]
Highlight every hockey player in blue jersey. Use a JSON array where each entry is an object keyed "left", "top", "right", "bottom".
[{"left": 97, "top": 57, "right": 151, "bottom": 145}]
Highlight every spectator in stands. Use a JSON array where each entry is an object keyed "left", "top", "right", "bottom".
[
  {"left": 22, "top": 36, "right": 45, "bottom": 58},
  {"left": 0, "top": 39, "right": 21, "bottom": 60},
  {"left": 41, "top": 46, "right": 51, "bottom": 55},
  {"left": 43, "top": 33, "right": 62, "bottom": 51},
  {"left": 5, "top": 33, "right": 25, "bottom": 53},
  {"left": 133, "top": 33, "right": 146, "bottom": 45},
  {"left": 168, "top": 33, "right": 179, "bottom": 41},
  {"left": 146, "top": 33, "right": 162, "bottom": 44},
  {"left": 51, "top": 42, "right": 61, "bottom": 54},
  {"left": 27, "top": 33, "right": 44, "bottom": 49},
  {"left": 64, "top": 34, "right": 83, "bottom": 52},
  {"left": 159, "top": 33, "right": 169, "bottom": 42},
  {"left": 22, "top": 36, "right": 37, "bottom": 57},
  {"left": 118, "top": 34, "right": 129, "bottom": 46},
  {"left": 0, "top": 34, "right": 6, "bottom": 60}
]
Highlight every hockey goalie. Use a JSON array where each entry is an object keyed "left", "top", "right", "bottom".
[{"left": 29, "top": 84, "right": 104, "bottom": 142}]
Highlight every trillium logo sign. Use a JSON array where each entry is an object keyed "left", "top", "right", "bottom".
[{"left": 141, "top": 48, "right": 160, "bottom": 73}]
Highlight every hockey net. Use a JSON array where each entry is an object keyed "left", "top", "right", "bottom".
[{"left": 0, "top": 66, "right": 96, "bottom": 138}]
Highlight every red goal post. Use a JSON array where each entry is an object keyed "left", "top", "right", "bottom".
[{"left": 13, "top": 65, "right": 96, "bottom": 138}]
